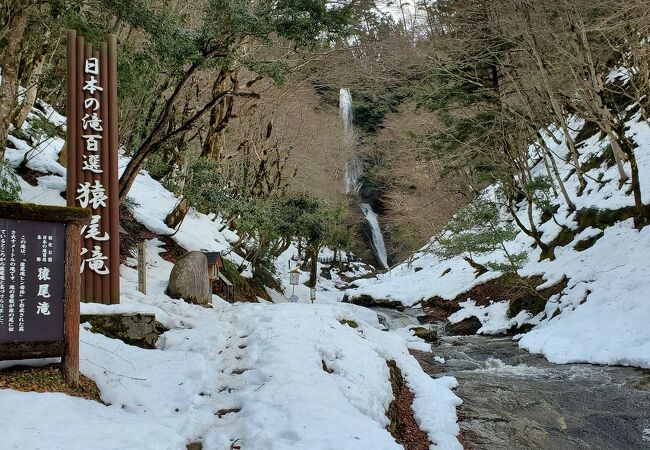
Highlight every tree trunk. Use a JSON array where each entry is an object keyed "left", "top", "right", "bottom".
[
  {"left": 620, "top": 135, "right": 649, "bottom": 228},
  {"left": 13, "top": 50, "right": 46, "bottom": 129},
  {"left": 506, "top": 199, "right": 554, "bottom": 260},
  {"left": 0, "top": 10, "right": 28, "bottom": 161},
  {"left": 119, "top": 145, "right": 150, "bottom": 199},
  {"left": 541, "top": 151, "right": 558, "bottom": 198},
  {"left": 537, "top": 136, "right": 576, "bottom": 211},
  {"left": 276, "top": 238, "right": 291, "bottom": 256},
  {"left": 118, "top": 87, "right": 257, "bottom": 200},
  {"left": 560, "top": 119, "right": 587, "bottom": 194},
  {"left": 525, "top": 32, "right": 587, "bottom": 193},
  {"left": 308, "top": 245, "right": 318, "bottom": 288},
  {"left": 201, "top": 70, "right": 237, "bottom": 160},
  {"left": 603, "top": 124, "right": 629, "bottom": 184}
]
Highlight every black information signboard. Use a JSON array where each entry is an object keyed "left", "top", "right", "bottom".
[{"left": 0, "top": 218, "right": 66, "bottom": 344}]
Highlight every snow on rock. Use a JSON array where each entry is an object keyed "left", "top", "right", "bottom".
[
  {"left": 345, "top": 249, "right": 501, "bottom": 307},
  {"left": 6, "top": 134, "right": 67, "bottom": 176},
  {"left": 200, "top": 302, "right": 461, "bottom": 450},
  {"left": 391, "top": 327, "right": 434, "bottom": 352},
  {"left": 4, "top": 256, "right": 463, "bottom": 449},
  {"left": 123, "top": 160, "right": 242, "bottom": 263},
  {"left": 271, "top": 245, "right": 367, "bottom": 304},
  {"left": 449, "top": 300, "right": 530, "bottom": 335}
]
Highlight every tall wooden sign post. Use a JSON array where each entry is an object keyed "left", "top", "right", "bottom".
[
  {"left": 0, "top": 202, "right": 90, "bottom": 386},
  {"left": 66, "top": 30, "right": 120, "bottom": 304}
]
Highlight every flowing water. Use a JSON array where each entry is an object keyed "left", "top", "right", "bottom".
[
  {"left": 360, "top": 203, "right": 389, "bottom": 269},
  {"left": 373, "top": 307, "right": 650, "bottom": 450},
  {"left": 339, "top": 88, "right": 390, "bottom": 269},
  {"left": 340, "top": 88, "right": 362, "bottom": 195}
]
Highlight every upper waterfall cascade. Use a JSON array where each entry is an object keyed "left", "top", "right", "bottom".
[
  {"left": 340, "top": 89, "right": 361, "bottom": 195},
  {"left": 339, "top": 88, "right": 389, "bottom": 269}
]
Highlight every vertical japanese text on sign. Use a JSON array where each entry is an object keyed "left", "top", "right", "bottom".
[{"left": 66, "top": 31, "right": 120, "bottom": 304}]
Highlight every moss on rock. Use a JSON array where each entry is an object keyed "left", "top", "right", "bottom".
[
  {"left": 573, "top": 231, "right": 604, "bottom": 252},
  {"left": 81, "top": 313, "right": 166, "bottom": 349},
  {"left": 576, "top": 206, "right": 637, "bottom": 230}
]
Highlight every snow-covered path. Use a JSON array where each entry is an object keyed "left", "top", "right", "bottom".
[{"left": 0, "top": 240, "right": 462, "bottom": 450}]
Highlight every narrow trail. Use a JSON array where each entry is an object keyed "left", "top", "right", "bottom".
[{"left": 373, "top": 307, "right": 650, "bottom": 450}]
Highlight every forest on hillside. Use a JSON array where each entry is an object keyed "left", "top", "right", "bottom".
[{"left": 2, "top": 0, "right": 650, "bottom": 268}]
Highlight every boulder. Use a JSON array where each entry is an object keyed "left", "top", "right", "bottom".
[
  {"left": 411, "top": 326, "right": 438, "bottom": 343},
  {"left": 167, "top": 251, "right": 211, "bottom": 305},
  {"left": 80, "top": 313, "right": 165, "bottom": 349},
  {"left": 342, "top": 294, "right": 405, "bottom": 311},
  {"left": 445, "top": 316, "right": 481, "bottom": 336},
  {"left": 165, "top": 198, "right": 189, "bottom": 229}
]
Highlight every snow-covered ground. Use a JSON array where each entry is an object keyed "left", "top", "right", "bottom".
[
  {"left": 347, "top": 112, "right": 650, "bottom": 369},
  {"left": 0, "top": 99, "right": 461, "bottom": 449}
]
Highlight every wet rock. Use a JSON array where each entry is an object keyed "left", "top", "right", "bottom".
[
  {"left": 167, "top": 251, "right": 211, "bottom": 305},
  {"left": 81, "top": 313, "right": 165, "bottom": 349},
  {"left": 628, "top": 373, "right": 650, "bottom": 391},
  {"left": 343, "top": 294, "right": 405, "bottom": 311},
  {"left": 320, "top": 266, "right": 333, "bottom": 280},
  {"left": 411, "top": 327, "right": 438, "bottom": 343},
  {"left": 507, "top": 276, "right": 568, "bottom": 318},
  {"left": 445, "top": 317, "right": 481, "bottom": 335},
  {"left": 421, "top": 296, "right": 462, "bottom": 322},
  {"left": 419, "top": 274, "right": 569, "bottom": 327}
]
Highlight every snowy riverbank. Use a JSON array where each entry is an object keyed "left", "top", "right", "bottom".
[{"left": 346, "top": 112, "right": 650, "bottom": 369}]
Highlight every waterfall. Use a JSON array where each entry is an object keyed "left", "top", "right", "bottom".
[
  {"left": 339, "top": 88, "right": 389, "bottom": 269},
  {"left": 340, "top": 88, "right": 353, "bottom": 134},
  {"left": 340, "top": 89, "right": 361, "bottom": 194},
  {"left": 360, "top": 203, "right": 389, "bottom": 269}
]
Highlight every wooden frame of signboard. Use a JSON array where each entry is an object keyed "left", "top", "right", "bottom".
[{"left": 0, "top": 201, "right": 90, "bottom": 386}]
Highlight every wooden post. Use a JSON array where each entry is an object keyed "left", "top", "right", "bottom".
[
  {"left": 65, "top": 30, "right": 77, "bottom": 208},
  {"left": 107, "top": 34, "right": 120, "bottom": 305},
  {"left": 138, "top": 241, "right": 146, "bottom": 294},
  {"left": 83, "top": 41, "right": 94, "bottom": 303},
  {"left": 100, "top": 43, "right": 111, "bottom": 305},
  {"left": 63, "top": 223, "right": 82, "bottom": 387},
  {"left": 75, "top": 34, "right": 86, "bottom": 302}
]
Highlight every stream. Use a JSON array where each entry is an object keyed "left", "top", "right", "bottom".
[{"left": 373, "top": 307, "right": 650, "bottom": 450}]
